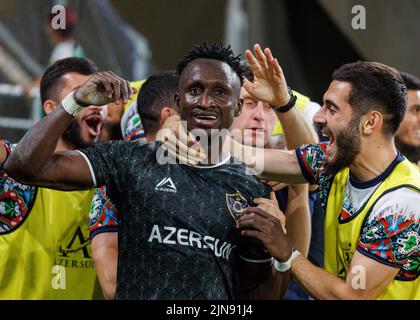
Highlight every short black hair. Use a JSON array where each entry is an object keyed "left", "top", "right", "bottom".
[
  {"left": 332, "top": 61, "right": 407, "bottom": 136},
  {"left": 176, "top": 42, "right": 245, "bottom": 85},
  {"left": 40, "top": 57, "right": 98, "bottom": 105},
  {"left": 137, "top": 71, "right": 179, "bottom": 136},
  {"left": 400, "top": 71, "right": 420, "bottom": 91}
]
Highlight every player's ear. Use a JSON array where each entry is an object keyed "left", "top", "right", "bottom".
[
  {"left": 234, "top": 99, "right": 243, "bottom": 117},
  {"left": 160, "top": 107, "right": 177, "bottom": 124},
  {"left": 43, "top": 99, "right": 58, "bottom": 115},
  {"left": 175, "top": 93, "right": 180, "bottom": 109}
]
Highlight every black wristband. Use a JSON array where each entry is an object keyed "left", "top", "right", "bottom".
[{"left": 270, "top": 87, "right": 297, "bottom": 113}]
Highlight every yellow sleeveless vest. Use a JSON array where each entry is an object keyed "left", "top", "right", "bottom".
[
  {"left": 0, "top": 188, "right": 103, "bottom": 299},
  {"left": 324, "top": 159, "right": 420, "bottom": 300}
]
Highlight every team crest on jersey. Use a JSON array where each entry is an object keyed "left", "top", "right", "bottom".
[{"left": 226, "top": 192, "right": 250, "bottom": 221}]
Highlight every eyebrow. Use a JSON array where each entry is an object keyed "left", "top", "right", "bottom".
[
  {"left": 324, "top": 99, "right": 340, "bottom": 110},
  {"left": 188, "top": 79, "right": 232, "bottom": 89}
]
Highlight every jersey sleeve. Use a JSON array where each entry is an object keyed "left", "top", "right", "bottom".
[
  {"left": 0, "top": 140, "right": 37, "bottom": 234},
  {"left": 79, "top": 140, "right": 134, "bottom": 195},
  {"left": 357, "top": 188, "right": 420, "bottom": 281},
  {"left": 295, "top": 143, "right": 329, "bottom": 185},
  {"left": 89, "top": 186, "right": 119, "bottom": 239}
]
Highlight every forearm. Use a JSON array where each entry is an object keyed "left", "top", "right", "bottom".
[
  {"left": 228, "top": 137, "right": 306, "bottom": 183},
  {"left": 5, "top": 106, "right": 73, "bottom": 179},
  {"left": 276, "top": 107, "right": 318, "bottom": 149},
  {"left": 291, "top": 255, "right": 359, "bottom": 300},
  {"left": 285, "top": 184, "right": 311, "bottom": 256},
  {"left": 92, "top": 236, "right": 118, "bottom": 300}
]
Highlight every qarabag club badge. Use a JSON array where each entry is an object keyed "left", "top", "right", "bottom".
[{"left": 226, "top": 192, "right": 250, "bottom": 221}]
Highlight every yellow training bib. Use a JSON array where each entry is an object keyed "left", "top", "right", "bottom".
[{"left": 0, "top": 188, "right": 103, "bottom": 300}]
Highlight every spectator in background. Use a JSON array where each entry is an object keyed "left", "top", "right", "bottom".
[
  {"left": 45, "top": 6, "right": 85, "bottom": 66},
  {"left": 24, "top": 7, "right": 85, "bottom": 99},
  {"left": 230, "top": 51, "right": 319, "bottom": 300},
  {"left": 0, "top": 57, "right": 104, "bottom": 299},
  {"left": 397, "top": 72, "right": 420, "bottom": 168},
  {"left": 231, "top": 61, "right": 317, "bottom": 259}
]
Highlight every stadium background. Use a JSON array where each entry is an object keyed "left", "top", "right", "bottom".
[{"left": 0, "top": 0, "right": 419, "bottom": 141}]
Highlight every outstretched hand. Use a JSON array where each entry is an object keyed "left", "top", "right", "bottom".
[
  {"left": 243, "top": 44, "right": 290, "bottom": 107},
  {"left": 74, "top": 71, "right": 137, "bottom": 107}
]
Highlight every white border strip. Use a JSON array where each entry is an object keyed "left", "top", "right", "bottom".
[
  {"left": 239, "top": 255, "right": 273, "bottom": 264},
  {"left": 76, "top": 150, "right": 97, "bottom": 187},
  {"left": 195, "top": 153, "right": 231, "bottom": 169}
]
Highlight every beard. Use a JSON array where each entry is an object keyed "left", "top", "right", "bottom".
[
  {"left": 62, "top": 119, "right": 93, "bottom": 149},
  {"left": 324, "top": 117, "right": 361, "bottom": 176},
  {"left": 395, "top": 137, "right": 420, "bottom": 164}
]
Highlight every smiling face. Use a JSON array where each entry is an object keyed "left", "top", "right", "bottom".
[
  {"left": 231, "top": 87, "right": 277, "bottom": 147},
  {"left": 56, "top": 72, "right": 104, "bottom": 148},
  {"left": 314, "top": 80, "right": 362, "bottom": 174},
  {"left": 176, "top": 58, "right": 242, "bottom": 135}
]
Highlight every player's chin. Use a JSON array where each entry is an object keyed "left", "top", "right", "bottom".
[{"left": 80, "top": 131, "right": 100, "bottom": 146}]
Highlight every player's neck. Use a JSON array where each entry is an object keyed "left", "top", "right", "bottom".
[{"left": 349, "top": 137, "right": 398, "bottom": 182}]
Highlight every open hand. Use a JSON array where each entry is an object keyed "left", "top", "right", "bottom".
[
  {"left": 243, "top": 44, "right": 290, "bottom": 107},
  {"left": 157, "top": 114, "right": 206, "bottom": 165}
]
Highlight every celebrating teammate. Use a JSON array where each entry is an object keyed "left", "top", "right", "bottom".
[
  {"left": 0, "top": 57, "right": 104, "bottom": 299},
  {"left": 5, "top": 43, "right": 292, "bottom": 300},
  {"left": 232, "top": 58, "right": 420, "bottom": 299},
  {"left": 164, "top": 46, "right": 420, "bottom": 299}
]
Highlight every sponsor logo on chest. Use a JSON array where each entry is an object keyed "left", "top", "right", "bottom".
[{"left": 155, "top": 177, "right": 177, "bottom": 193}]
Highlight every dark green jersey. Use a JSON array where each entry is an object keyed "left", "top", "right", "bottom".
[{"left": 81, "top": 141, "right": 271, "bottom": 300}]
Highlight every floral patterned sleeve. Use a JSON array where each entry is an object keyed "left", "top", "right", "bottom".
[
  {"left": 295, "top": 143, "right": 329, "bottom": 185},
  {"left": 0, "top": 140, "right": 37, "bottom": 234},
  {"left": 357, "top": 188, "right": 420, "bottom": 281},
  {"left": 88, "top": 185, "right": 119, "bottom": 239}
]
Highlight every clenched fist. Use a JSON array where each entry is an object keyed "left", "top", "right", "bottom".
[{"left": 74, "top": 71, "right": 135, "bottom": 107}]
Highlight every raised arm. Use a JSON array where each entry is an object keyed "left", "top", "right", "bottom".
[
  {"left": 4, "top": 72, "right": 134, "bottom": 191},
  {"left": 243, "top": 44, "right": 319, "bottom": 149}
]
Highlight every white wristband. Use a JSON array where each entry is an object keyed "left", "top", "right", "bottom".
[
  {"left": 61, "top": 91, "right": 85, "bottom": 116},
  {"left": 273, "top": 250, "right": 302, "bottom": 272}
]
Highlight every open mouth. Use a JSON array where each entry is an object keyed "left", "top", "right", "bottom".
[
  {"left": 321, "top": 127, "right": 335, "bottom": 152},
  {"left": 84, "top": 114, "right": 102, "bottom": 138},
  {"left": 192, "top": 113, "right": 220, "bottom": 128}
]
